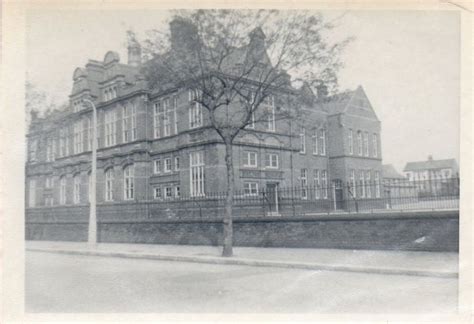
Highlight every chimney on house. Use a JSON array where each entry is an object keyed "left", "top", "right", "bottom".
[
  {"left": 248, "top": 27, "right": 266, "bottom": 60},
  {"left": 127, "top": 33, "right": 142, "bottom": 67},
  {"left": 128, "top": 43, "right": 141, "bottom": 67},
  {"left": 428, "top": 155, "right": 433, "bottom": 161},
  {"left": 170, "top": 17, "right": 199, "bottom": 51},
  {"left": 316, "top": 83, "right": 328, "bottom": 99}
]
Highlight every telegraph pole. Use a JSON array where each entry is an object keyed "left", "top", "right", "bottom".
[{"left": 83, "top": 98, "right": 97, "bottom": 246}]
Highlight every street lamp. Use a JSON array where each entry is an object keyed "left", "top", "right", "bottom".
[{"left": 83, "top": 98, "right": 97, "bottom": 246}]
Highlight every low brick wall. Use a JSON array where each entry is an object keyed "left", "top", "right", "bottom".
[{"left": 26, "top": 210, "right": 459, "bottom": 252}]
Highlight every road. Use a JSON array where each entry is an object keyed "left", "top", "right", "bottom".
[{"left": 26, "top": 251, "right": 457, "bottom": 313}]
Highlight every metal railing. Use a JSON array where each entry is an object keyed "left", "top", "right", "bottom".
[{"left": 26, "top": 177, "right": 460, "bottom": 221}]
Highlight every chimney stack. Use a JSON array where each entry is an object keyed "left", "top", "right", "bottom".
[
  {"left": 428, "top": 155, "right": 433, "bottom": 161},
  {"left": 127, "top": 41, "right": 141, "bottom": 67},
  {"left": 316, "top": 83, "right": 328, "bottom": 99},
  {"left": 170, "top": 17, "right": 199, "bottom": 51}
]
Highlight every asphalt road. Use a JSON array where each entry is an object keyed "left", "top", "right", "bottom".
[{"left": 26, "top": 251, "right": 457, "bottom": 313}]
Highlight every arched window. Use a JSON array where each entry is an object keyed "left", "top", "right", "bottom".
[
  {"left": 59, "top": 176, "right": 67, "bottom": 205},
  {"left": 105, "top": 168, "right": 114, "bottom": 201},
  {"left": 123, "top": 165, "right": 134, "bottom": 200},
  {"left": 73, "top": 174, "right": 81, "bottom": 204}
]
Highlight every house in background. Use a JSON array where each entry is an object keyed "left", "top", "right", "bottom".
[
  {"left": 382, "top": 164, "right": 416, "bottom": 199},
  {"left": 403, "top": 156, "right": 459, "bottom": 196}
]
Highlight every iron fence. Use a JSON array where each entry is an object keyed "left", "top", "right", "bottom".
[
  {"left": 26, "top": 177, "right": 460, "bottom": 221},
  {"left": 143, "top": 176, "right": 459, "bottom": 218}
]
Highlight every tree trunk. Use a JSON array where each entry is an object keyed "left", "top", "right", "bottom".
[{"left": 222, "top": 140, "right": 234, "bottom": 257}]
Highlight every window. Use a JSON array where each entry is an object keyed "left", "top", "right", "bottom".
[
  {"left": 314, "top": 169, "right": 320, "bottom": 199},
  {"left": 153, "top": 102, "right": 163, "bottom": 138},
  {"left": 104, "top": 86, "right": 117, "bottom": 101},
  {"left": 364, "top": 132, "right": 369, "bottom": 157},
  {"left": 190, "top": 151, "right": 205, "bottom": 197},
  {"left": 357, "top": 131, "right": 363, "bottom": 156},
  {"left": 154, "top": 98, "right": 176, "bottom": 138},
  {"left": 59, "top": 176, "right": 67, "bottom": 205},
  {"left": 175, "top": 186, "right": 181, "bottom": 197},
  {"left": 372, "top": 133, "right": 378, "bottom": 157},
  {"left": 46, "top": 137, "right": 55, "bottom": 161},
  {"left": 349, "top": 169, "right": 356, "bottom": 198},
  {"left": 165, "top": 187, "right": 173, "bottom": 198},
  {"left": 74, "top": 121, "right": 83, "bottom": 154},
  {"left": 359, "top": 171, "right": 366, "bottom": 198},
  {"left": 73, "top": 99, "right": 83, "bottom": 113},
  {"left": 301, "top": 169, "right": 307, "bottom": 200},
  {"left": 163, "top": 99, "right": 171, "bottom": 136},
  {"left": 124, "top": 165, "right": 134, "bottom": 200},
  {"left": 59, "top": 127, "right": 69, "bottom": 157},
  {"left": 266, "top": 98, "right": 275, "bottom": 132},
  {"left": 164, "top": 158, "right": 172, "bottom": 173},
  {"left": 312, "top": 131, "right": 318, "bottom": 155},
  {"left": 104, "top": 110, "right": 116, "bottom": 147},
  {"left": 243, "top": 151, "right": 258, "bottom": 168},
  {"left": 189, "top": 89, "right": 202, "bottom": 129},
  {"left": 154, "top": 160, "right": 161, "bottom": 174},
  {"left": 73, "top": 175, "right": 81, "bottom": 204},
  {"left": 318, "top": 129, "right": 326, "bottom": 156},
  {"left": 29, "top": 139, "right": 38, "bottom": 162},
  {"left": 175, "top": 157, "right": 180, "bottom": 171},
  {"left": 247, "top": 110, "right": 255, "bottom": 129},
  {"left": 300, "top": 128, "right": 306, "bottom": 154},
  {"left": 265, "top": 153, "right": 279, "bottom": 169},
  {"left": 365, "top": 171, "right": 371, "bottom": 198},
  {"left": 154, "top": 187, "right": 162, "bottom": 199},
  {"left": 173, "top": 96, "right": 178, "bottom": 134},
  {"left": 374, "top": 171, "right": 381, "bottom": 198},
  {"left": 244, "top": 182, "right": 259, "bottom": 196},
  {"left": 45, "top": 196, "right": 53, "bottom": 206},
  {"left": 105, "top": 168, "right": 114, "bottom": 201},
  {"left": 45, "top": 177, "right": 53, "bottom": 189},
  {"left": 321, "top": 170, "right": 328, "bottom": 199},
  {"left": 348, "top": 129, "right": 353, "bottom": 155},
  {"left": 122, "top": 104, "right": 137, "bottom": 143},
  {"left": 28, "top": 179, "right": 36, "bottom": 207}
]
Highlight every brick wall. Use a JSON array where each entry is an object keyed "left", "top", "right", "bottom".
[{"left": 26, "top": 210, "right": 458, "bottom": 252}]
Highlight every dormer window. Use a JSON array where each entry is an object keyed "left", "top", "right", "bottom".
[
  {"left": 73, "top": 99, "right": 84, "bottom": 112},
  {"left": 104, "top": 86, "right": 118, "bottom": 102}
]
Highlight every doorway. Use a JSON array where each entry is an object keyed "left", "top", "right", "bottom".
[{"left": 265, "top": 182, "right": 280, "bottom": 215}]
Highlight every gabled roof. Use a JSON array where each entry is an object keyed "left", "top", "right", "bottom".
[
  {"left": 316, "top": 90, "right": 354, "bottom": 114},
  {"left": 316, "top": 86, "right": 379, "bottom": 121},
  {"left": 70, "top": 56, "right": 142, "bottom": 99},
  {"left": 403, "top": 158, "right": 458, "bottom": 172},
  {"left": 382, "top": 164, "right": 405, "bottom": 179}
]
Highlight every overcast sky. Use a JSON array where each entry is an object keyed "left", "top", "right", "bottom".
[{"left": 26, "top": 9, "right": 460, "bottom": 172}]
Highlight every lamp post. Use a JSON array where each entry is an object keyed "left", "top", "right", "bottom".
[{"left": 83, "top": 98, "right": 97, "bottom": 246}]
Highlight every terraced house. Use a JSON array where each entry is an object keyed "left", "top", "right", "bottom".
[{"left": 25, "top": 19, "right": 383, "bottom": 220}]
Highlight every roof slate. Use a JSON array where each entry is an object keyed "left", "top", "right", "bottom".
[
  {"left": 382, "top": 164, "right": 405, "bottom": 179},
  {"left": 403, "top": 159, "right": 458, "bottom": 172}
]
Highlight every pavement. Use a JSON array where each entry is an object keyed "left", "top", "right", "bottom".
[{"left": 26, "top": 240, "right": 458, "bottom": 278}]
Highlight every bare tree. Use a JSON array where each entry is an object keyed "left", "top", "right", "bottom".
[{"left": 138, "top": 10, "right": 352, "bottom": 256}]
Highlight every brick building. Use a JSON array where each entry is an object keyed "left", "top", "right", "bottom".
[
  {"left": 25, "top": 20, "right": 383, "bottom": 218},
  {"left": 403, "top": 156, "right": 459, "bottom": 196}
]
